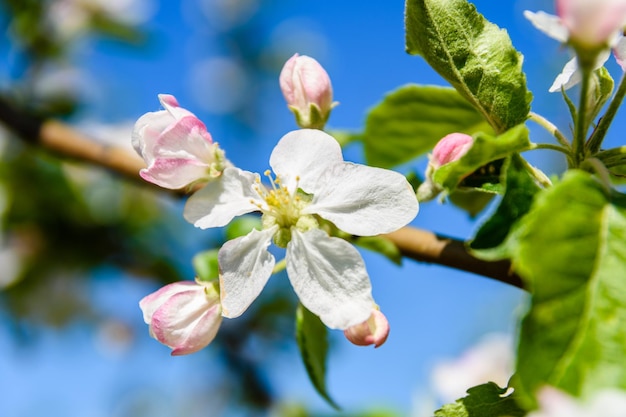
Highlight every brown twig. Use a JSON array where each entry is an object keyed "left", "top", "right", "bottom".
[{"left": 0, "top": 95, "right": 524, "bottom": 290}]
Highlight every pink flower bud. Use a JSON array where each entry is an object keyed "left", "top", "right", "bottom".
[
  {"left": 139, "top": 280, "right": 222, "bottom": 355},
  {"left": 132, "top": 94, "right": 227, "bottom": 189},
  {"left": 343, "top": 309, "right": 390, "bottom": 348},
  {"left": 279, "top": 54, "right": 335, "bottom": 129},
  {"left": 416, "top": 133, "right": 474, "bottom": 201},
  {"left": 557, "top": 0, "right": 626, "bottom": 51},
  {"left": 431, "top": 133, "right": 474, "bottom": 169}
]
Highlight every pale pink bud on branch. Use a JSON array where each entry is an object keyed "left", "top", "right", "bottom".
[
  {"left": 343, "top": 308, "right": 390, "bottom": 348},
  {"left": 279, "top": 54, "right": 336, "bottom": 129},
  {"left": 132, "top": 94, "right": 227, "bottom": 190},
  {"left": 417, "top": 133, "right": 474, "bottom": 202},
  {"left": 139, "top": 280, "right": 222, "bottom": 356},
  {"left": 431, "top": 133, "right": 474, "bottom": 169}
]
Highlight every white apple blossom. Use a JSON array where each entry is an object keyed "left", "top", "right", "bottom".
[
  {"left": 431, "top": 333, "right": 515, "bottom": 403},
  {"left": 528, "top": 387, "right": 626, "bottom": 417},
  {"left": 132, "top": 94, "right": 228, "bottom": 190},
  {"left": 184, "top": 129, "right": 418, "bottom": 329}
]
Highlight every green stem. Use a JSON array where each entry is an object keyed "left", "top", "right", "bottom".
[
  {"left": 518, "top": 154, "right": 552, "bottom": 187},
  {"left": 527, "top": 142, "right": 573, "bottom": 167},
  {"left": 528, "top": 111, "right": 571, "bottom": 149},
  {"left": 573, "top": 65, "right": 592, "bottom": 166},
  {"left": 272, "top": 258, "right": 286, "bottom": 274},
  {"left": 581, "top": 158, "right": 613, "bottom": 193},
  {"left": 587, "top": 72, "right": 626, "bottom": 155},
  {"left": 531, "top": 143, "right": 572, "bottom": 156}
]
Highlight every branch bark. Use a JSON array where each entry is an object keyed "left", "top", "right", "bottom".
[{"left": 0, "top": 95, "right": 524, "bottom": 290}]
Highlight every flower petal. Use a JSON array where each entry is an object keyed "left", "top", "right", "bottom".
[
  {"left": 151, "top": 287, "right": 222, "bottom": 355},
  {"left": 549, "top": 57, "right": 582, "bottom": 92},
  {"left": 139, "top": 281, "right": 198, "bottom": 324},
  {"left": 614, "top": 35, "right": 626, "bottom": 70},
  {"left": 218, "top": 228, "right": 276, "bottom": 318},
  {"left": 154, "top": 116, "right": 213, "bottom": 158},
  {"left": 184, "top": 167, "right": 261, "bottom": 229},
  {"left": 286, "top": 229, "right": 374, "bottom": 329},
  {"left": 158, "top": 94, "right": 196, "bottom": 121},
  {"left": 140, "top": 158, "right": 212, "bottom": 190},
  {"left": 549, "top": 50, "right": 611, "bottom": 92},
  {"left": 305, "top": 162, "right": 419, "bottom": 236},
  {"left": 269, "top": 129, "right": 343, "bottom": 193},
  {"left": 524, "top": 10, "right": 569, "bottom": 43},
  {"left": 131, "top": 109, "right": 173, "bottom": 160}
]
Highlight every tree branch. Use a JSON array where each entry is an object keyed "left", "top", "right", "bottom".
[{"left": 0, "top": 94, "right": 524, "bottom": 290}]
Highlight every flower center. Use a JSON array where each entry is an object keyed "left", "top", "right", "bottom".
[{"left": 253, "top": 170, "right": 317, "bottom": 247}]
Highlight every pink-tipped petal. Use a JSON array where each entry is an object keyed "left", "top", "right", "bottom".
[
  {"left": 132, "top": 95, "right": 225, "bottom": 190},
  {"left": 140, "top": 280, "right": 222, "bottom": 355},
  {"left": 431, "top": 133, "right": 474, "bottom": 168},
  {"left": 344, "top": 309, "right": 390, "bottom": 348}
]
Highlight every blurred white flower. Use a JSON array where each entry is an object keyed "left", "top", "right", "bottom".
[
  {"left": 431, "top": 333, "right": 515, "bottom": 403},
  {"left": 529, "top": 386, "right": 626, "bottom": 417},
  {"left": 49, "top": 0, "right": 156, "bottom": 39}
]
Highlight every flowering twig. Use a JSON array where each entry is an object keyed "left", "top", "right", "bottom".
[
  {"left": 0, "top": 94, "right": 524, "bottom": 291},
  {"left": 587, "top": 72, "right": 626, "bottom": 154}
]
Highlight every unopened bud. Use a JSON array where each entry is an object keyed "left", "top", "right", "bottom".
[
  {"left": 139, "top": 280, "right": 222, "bottom": 355},
  {"left": 344, "top": 309, "right": 390, "bottom": 348},
  {"left": 557, "top": 0, "right": 626, "bottom": 55},
  {"left": 417, "top": 133, "right": 473, "bottom": 201},
  {"left": 431, "top": 133, "right": 474, "bottom": 169},
  {"left": 279, "top": 53, "right": 335, "bottom": 129}
]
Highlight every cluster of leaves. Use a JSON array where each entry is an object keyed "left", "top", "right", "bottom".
[{"left": 300, "top": 0, "right": 626, "bottom": 415}]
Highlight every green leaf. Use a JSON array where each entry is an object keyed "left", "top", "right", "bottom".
[
  {"left": 362, "top": 84, "right": 493, "bottom": 168},
  {"left": 225, "top": 215, "right": 261, "bottom": 240},
  {"left": 405, "top": 0, "right": 532, "bottom": 133},
  {"left": 470, "top": 154, "right": 541, "bottom": 259},
  {"left": 433, "top": 124, "right": 531, "bottom": 192},
  {"left": 296, "top": 304, "right": 339, "bottom": 410},
  {"left": 434, "top": 382, "right": 526, "bottom": 417},
  {"left": 192, "top": 249, "right": 220, "bottom": 282},
  {"left": 585, "top": 67, "right": 614, "bottom": 153},
  {"left": 447, "top": 189, "right": 496, "bottom": 218},
  {"left": 509, "top": 170, "right": 626, "bottom": 407}
]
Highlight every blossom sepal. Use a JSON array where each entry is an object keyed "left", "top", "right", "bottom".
[
  {"left": 289, "top": 101, "right": 330, "bottom": 131},
  {"left": 139, "top": 279, "right": 222, "bottom": 355}
]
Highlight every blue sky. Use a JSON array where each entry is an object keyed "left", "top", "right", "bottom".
[{"left": 2, "top": 0, "right": 626, "bottom": 415}]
